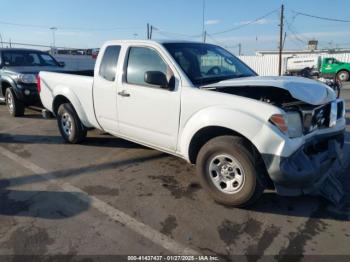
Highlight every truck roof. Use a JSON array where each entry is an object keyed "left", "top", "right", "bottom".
[
  {"left": 102, "top": 39, "right": 214, "bottom": 46},
  {"left": 0, "top": 48, "right": 47, "bottom": 53}
]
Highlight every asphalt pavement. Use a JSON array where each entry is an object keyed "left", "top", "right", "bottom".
[{"left": 0, "top": 83, "right": 350, "bottom": 260}]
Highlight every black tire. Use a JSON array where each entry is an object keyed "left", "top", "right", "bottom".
[
  {"left": 5, "top": 88, "right": 25, "bottom": 117},
  {"left": 196, "top": 136, "right": 264, "bottom": 207},
  {"left": 337, "top": 70, "right": 349, "bottom": 82},
  {"left": 57, "top": 103, "right": 87, "bottom": 144}
]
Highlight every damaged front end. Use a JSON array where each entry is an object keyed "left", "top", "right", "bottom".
[
  {"left": 266, "top": 132, "right": 345, "bottom": 204},
  {"left": 204, "top": 78, "right": 347, "bottom": 204},
  {"left": 264, "top": 97, "right": 346, "bottom": 205}
]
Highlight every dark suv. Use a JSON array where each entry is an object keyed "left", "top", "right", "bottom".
[{"left": 0, "top": 48, "right": 65, "bottom": 117}]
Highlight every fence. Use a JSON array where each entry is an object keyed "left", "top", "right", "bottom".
[
  {"left": 0, "top": 41, "right": 96, "bottom": 71},
  {"left": 239, "top": 53, "right": 350, "bottom": 76},
  {"left": 54, "top": 55, "right": 95, "bottom": 71}
]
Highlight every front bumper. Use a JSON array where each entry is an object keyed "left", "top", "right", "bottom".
[
  {"left": 263, "top": 131, "right": 345, "bottom": 197},
  {"left": 14, "top": 84, "right": 41, "bottom": 106}
]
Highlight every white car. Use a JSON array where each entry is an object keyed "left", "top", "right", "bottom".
[{"left": 38, "top": 40, "right": 346, "bottom": 207}]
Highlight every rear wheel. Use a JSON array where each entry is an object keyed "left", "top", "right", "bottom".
[
  {"left": 196, "top": 136, "right": 264, "bottom": 207},
  {"left": 5, "top": 88, "right": 25, "bottom": 117},
  {"left": 337, "top": 70, "right": 349, "bottom": 82},
  {"left": 57, "top": 103, "right": 87, "bottom": 144}
]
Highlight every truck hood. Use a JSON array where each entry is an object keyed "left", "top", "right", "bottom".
[{"left": 202, "top": 76, "right": 336, "bottom": 105}]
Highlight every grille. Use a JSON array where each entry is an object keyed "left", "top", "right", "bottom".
[
  {"left": 337, "top": 101, "right": 344, "bottom": 119},
  {"left": 302, "top": 104, "right": 331, "bottom": 134}
]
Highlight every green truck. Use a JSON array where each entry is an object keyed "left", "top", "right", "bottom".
[{"left": 286, "top": 56, "right": 350, "bottom": 81}]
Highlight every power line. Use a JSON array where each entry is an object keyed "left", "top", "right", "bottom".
[
  {"left": 205, "top": 33, "right": 228, "bottom": 46},
  {"left": 210, "top": 8, "right": 279, "bottom": 36},
  {"left": 285, "top": 19, "right": 308, "bottom": 45},
  {"left": 206, "top": 33, "right": 240, "bottom": 50},
  {"left": 149, "top": 24, "right": 202, "bottom": 39},
  {"left": 0, "top": 41, "right": 88, "bottom": 50},
  {"left": 291, "top": 10, "right": 350, "bottom": 23},
  {"left": 0, "top": 20, "right": 141, "bottom": 31}
]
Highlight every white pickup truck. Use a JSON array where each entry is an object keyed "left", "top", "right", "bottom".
[{"left": 38, "top": 40, "right": 346, "bottom": 207}]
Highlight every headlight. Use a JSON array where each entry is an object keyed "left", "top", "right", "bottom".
[
  {"left": 285, "top": 112, "right": 303, "bottom": 138},
  {"left": 270, "top": 112, "right": 303, "bottom": 138},
  {"left": 19, "top": 74, "right": 37, "bottom": 84}
]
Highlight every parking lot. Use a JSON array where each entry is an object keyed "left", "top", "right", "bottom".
[{"left": 0, "top": 83, "right": 350, "bottom": 259}]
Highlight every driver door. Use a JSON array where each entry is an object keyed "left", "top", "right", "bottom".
[{"left": 116, "top": 46, "right": 181, "bottom": 151}]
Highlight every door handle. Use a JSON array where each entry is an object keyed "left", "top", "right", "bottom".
[{"left": 118, "top": 90, "right": 130, "bottom": 97}]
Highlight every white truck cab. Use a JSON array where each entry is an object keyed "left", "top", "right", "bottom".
[{"left": 38, "top": 40, "right": 346, "bottom": 207}]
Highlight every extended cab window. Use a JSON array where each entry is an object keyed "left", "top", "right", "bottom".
[
  {"left": 126, "top": 47, "right": 170, "bottom": 86},
  {"left": 99, "top": 46, "right": 121, "bottom": 81}
]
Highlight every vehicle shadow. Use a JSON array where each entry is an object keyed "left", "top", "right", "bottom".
[
  {"left": 0, "top": 153, "right": 166, "bottom": 219},
  {"left": 0, "top": 189, "right": 90, "bottom": 219},
  {"left": 18, "top": 114, "right": 47, "bottom": 120},
  {"left": 246, "top": 192, "right": 350, "bottom": 221},
  {"left": 0, "top": 133, "right": 147, "bottom": 149},
  {"left": 245, "top": 151, "right": 350, "bottom": 221}
]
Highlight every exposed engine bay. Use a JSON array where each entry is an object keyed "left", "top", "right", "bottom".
[
  {"left": 207, "top": 85, "right": 305, "bottom": 108},
  {"left": 208, "top": 85, "right": 344, "bottom": 135}
]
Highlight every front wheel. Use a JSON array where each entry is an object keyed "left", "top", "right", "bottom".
[
  {"left": 57, "top": 103, "right": 87, "bottom": 144},
  {"left": 5, "top": 88, "right": 25, "bottom": 117},
  {"left": 196, "top": 136, "right": 264, "bottom": 207},
  {"left": 337, "top": 70, "right": 349, "bottom": 82}
]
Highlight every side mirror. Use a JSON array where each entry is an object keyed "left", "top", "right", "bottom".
[
  {"left": 144, "top": 71, "right": 169, "bottom": 89},
  {"left": 58, "top": 61, "right": 66, "bottom": 67}
]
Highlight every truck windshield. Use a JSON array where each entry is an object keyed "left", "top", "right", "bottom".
[
  {"left": 163, "top": 43, "right": 256, "bottom": 85},
  {"left": 1, "top": 50, "right": 59, "bottom": 67}
]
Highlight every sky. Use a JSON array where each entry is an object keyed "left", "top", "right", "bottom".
[{"left": 0, "top": 0, "right": 349, "bottom": 55}]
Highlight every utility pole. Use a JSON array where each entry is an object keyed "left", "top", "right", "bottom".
[
  {"left": 202, "top": 0, "right": 206, "bottom": 42},
  {"left": 149, "top": 25, "right": 158, "bottom": 40},
  {"left": 147, "top": 23, "right": 150, "bottom": 39},
  {"left": 238, "top": 43, "right": 242, "bottom": 56},
  {"left": 50, "top": 27, "right": 57, "bottom": 55},
  {"left": 278, "top": 4, "right": 284, "bottom": 76},
  {"left": 203, "top": 31, "right": 207, "bottom": 43},
  {"left": 150, "top": 25, "right": 153, "bottom": 40}
]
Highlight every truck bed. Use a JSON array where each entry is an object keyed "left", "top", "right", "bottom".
[
  {"left": 58, "top": 70, "right": 94, "bottom": 77},
  {"left": 39, "top": 71, "right": 99, "bottom": 128}
]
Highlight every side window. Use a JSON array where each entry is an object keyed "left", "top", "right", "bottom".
[
  {"left": 99, "top": 46, "right": 121, "bottom": 81},
  {"left": 40, "top": 54, "right": 56, "bottom": 66},
  {"left": 126, "top": 47, "right": 170, "bottom": 86}
]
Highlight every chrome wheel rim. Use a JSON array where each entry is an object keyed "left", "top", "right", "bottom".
[
  {"left": 6, "top": 91, "right": 14, "bottom": 113},
  {"left": 61, "top": 113, "right": 73, "bottom": 136},
  {"left": 208, "top": 154, "right": 245, "bottom": 194}
]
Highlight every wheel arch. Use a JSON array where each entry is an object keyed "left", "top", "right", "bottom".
[
  {"left": 51, "top": 89, "right": 91, "bottom": 127},
  {"left": 1, "top": 78, "right": 16, "bottom": 97},
  {"left": 188, "top": 125, "right": 273, "bottom": 189},
  {"left": 188, "top": 126, "right": 261, "bottom": 164},
  {"left": 52, "top": 95, "right": 71, "bottom": 115}
]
